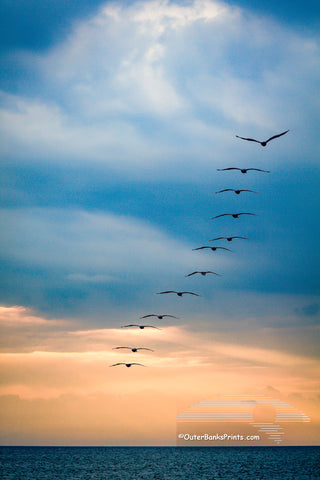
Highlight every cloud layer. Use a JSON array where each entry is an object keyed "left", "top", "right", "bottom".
[
  {"left": 0, "top": 303, "right": 319, "bottom": 445},
  {"left": 0, "top": 0, "right": 319, "bottom": 176}
]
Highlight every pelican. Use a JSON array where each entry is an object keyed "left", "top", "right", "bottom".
[
  {"left": 217, "top": 168, "right": 270, "bottom": 174},
  {"left": 156, "top": 291, "right": 201, "bottom": 297},
  {"left": 112, "top": 347, "right": 154, "bottom": 352},
  {"left": 210, "top": 236, "right": 248, "bottom": 242},
  {"left": 140, "top": 314, "right": 179, "bottom": 319},
  {"left": 185, "top": 271, "right": 221, "bottom": 277},
  {"left": 192, "top": 246, "right": 232, "bottom": 252},
  {"left": 121, "top": 324, "right": 160, "bottom": 330},
  {"left": 211, "top": 213, "right": 258, "bottom": 219},
  {"left": 215, "top": 189, "right": 258, "bottom": 195},
  {"left": 110, "top": 363, "right": 146, "bottom": 368},
  {"left": 235, "top": 130, "right": 289, "bottom": 146}
]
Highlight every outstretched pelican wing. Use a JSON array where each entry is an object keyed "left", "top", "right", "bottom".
[
  {"left": 235, "top": 135, "right": 260, "bottom": 143},
  {"left": 211, "top": 214, "right": 230, "bottom": 219},
  {"left": 181, "top": 292, "right": 201, "bottom": 296},
  {"left": 217, "top": 167, "right": 241, "bottom": 171},
  {"left": 265, "top": 130, "right": 289, "bottom": 143}
]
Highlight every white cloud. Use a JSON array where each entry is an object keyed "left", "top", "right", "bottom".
[
  {"left": 0, "top": 0, "right": 318, "bottom": 173},
  {"left": 0, "top": 207, "right": 229, "bottom": 277},
  {"left": 0, "top": 92, "right": 160, "bottom": 167}
]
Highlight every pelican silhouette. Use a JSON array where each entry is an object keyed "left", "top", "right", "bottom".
[
  {"left": 215, "top": 189, "right": 258, "bottom": 195},
  {"left": 185, "top": 271, "right": 221, "bottom": 277},
  {"left": 210, "top": 236, "right": 248, "bottom": 242},
  {"left": 121, "top": 324, "right": 160, "bottom": 330},
  {"left": 112, "top": 347, "right": 154, "bottom": 352},
  {"left": 192, "top": 246, "right": 232, "bottom": 252},
  {"left": 110, "top": 363, "right": 146, "bottom": 367},
  {"left": 140, "top": 314, "right": 179, "bottom": 319},
  {"left": 235, "top": 130, "right": 289, "bottom": 146},
  {"left": 156, "top": 291, "right": 201, "bottom": 297},
  {"left": 217, "top": 168, "right": 270, "bottom": 174},
  {"left": 211, "top": 213, "right": 258, "bottom": 219}
]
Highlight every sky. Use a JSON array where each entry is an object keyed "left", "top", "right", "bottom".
[{"left": 0, "top": 0, "right": 319, "bottom": 446}]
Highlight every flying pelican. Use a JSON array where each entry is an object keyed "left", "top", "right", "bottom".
[
  {"left": 140, "top": 314, "right": 179, "bottom": 319},
  {"left": 156, "top": 291, "right": 201, "bottom": 297},
  {"left": 192, "top": 246, "right": 232, "bottom": 252},
  {"left": 211, "top": 213, "right": 258, "bottom": 219},
  {"left": 215, "top": 189, "right": 258, "bottom": 195},
  {"left": 112, "top": 347, "right": 154, "bottom": 352},
  {"left": 110, "top": 363, "right": 146, "bottom": 368},
  {"left": 210, "top": 236, "right": 248, "bottom": 242},
  {"left": 121, "top": 324, "right": 160, "bottom": 330},
  {"left": 235, "top": 130, "right": 289, "bottom": 146},
  {"left": 217, "top": 168, "right": 270, "bottom": 174},
  {"left": 185, "top": 271, "right": 221, "bottom": 277}
]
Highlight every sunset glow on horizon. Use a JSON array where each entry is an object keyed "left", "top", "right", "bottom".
[{"left": 0, "top": 304, "right": 319, "bottom": 445}]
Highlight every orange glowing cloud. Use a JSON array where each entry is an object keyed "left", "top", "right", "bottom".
[
  {"left": 0, "top": 304, "right": 319, "bottom": 445},
  {"left": 0, "top": 305, "right": 53, "bottom": 325}
]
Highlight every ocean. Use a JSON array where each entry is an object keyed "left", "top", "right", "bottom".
[{"left": 0, "top": 446, "right": 319, "bottom": 480}]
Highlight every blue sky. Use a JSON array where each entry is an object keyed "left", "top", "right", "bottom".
[{"left": 0, "top": 0, "right": 319, "bottom": 342}]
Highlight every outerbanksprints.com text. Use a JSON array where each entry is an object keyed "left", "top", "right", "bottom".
[{"left": 178, "top": 433, "right": 260, "bottom": 441}]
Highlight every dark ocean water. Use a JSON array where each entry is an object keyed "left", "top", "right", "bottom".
[{"left": 0, "top": 446, "right": 319, "bottom": 480}]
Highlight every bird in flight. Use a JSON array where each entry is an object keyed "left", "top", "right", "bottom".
[
  {"left": 211, "top": 213, "right": 258, "bottom": 219},
  {"left": 112, "top": 347, "right": 154, "bottom": 352},
  {"left": 156, "top": 291, "right": 201, "bottom": 297},
  {"left": 192, "top": 246, "right": 232, "bottom": 252},
  {"left": 185, "top": 271, "right": 221, "bottom": 277},
  {"left": 121, "top": 324, "right": 160, "bottom": 330},
  {"left": 110, "top": 363, "right": 146, "bottom": 368},
  {"left": 140, "top": 314, "right": 179, "bottom": 320},
  {"left": 217, "top": 168, "right": 270, "bottom": 174},
  {"left": 235, "top": 130, "right": 289, "bottom": 146},
  {"left": 215, "top": 189, "right": 258, "bottom": 195},
  {"left": 210, "top": 236, "right": 248, "bottom": 242}
]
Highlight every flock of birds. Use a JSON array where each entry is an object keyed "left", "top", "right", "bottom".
[{"left": 110, "top": 130, "right": 289, "bottom": 368}]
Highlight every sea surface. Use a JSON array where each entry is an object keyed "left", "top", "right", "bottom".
[{"left": 0, "top": 446, "right": 319, "bottom": 480}]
